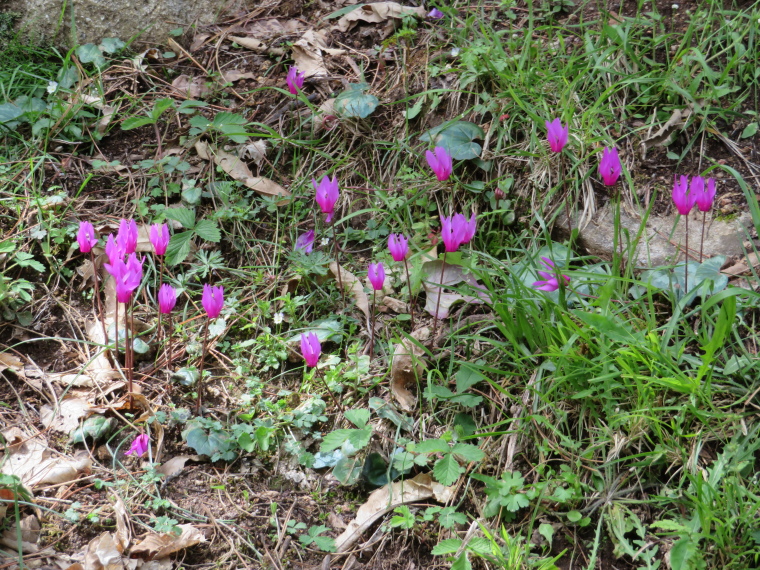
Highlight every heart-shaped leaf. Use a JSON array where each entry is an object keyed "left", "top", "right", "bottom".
[
  {"left": 335, "top": 83, "right": 379, "bottom": 119},
  {"left": 420, "top": 121, "right": 484, "bottom": 160}
]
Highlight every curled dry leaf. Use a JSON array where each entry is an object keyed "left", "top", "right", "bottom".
[
  {"left": 172, "top": 74, "right": 212, "bottom": 99},
  {"left": 112, "top": 494, "right": 131, "bottom": 553},
  {"left": 0, "top": 515, "right": 40, "bottom": 553},
  {"left": 40, "top": 398, "right": 92, "bottom": 434},
  {"left": 292, "top": 30, "right": 331, "bottom": 78},
  {"left": 229, "top": 36, "right": 268, "bottom": 52},
  {"left": 195, "top": 141, "right": 290, "bottom": 205},
  {"left": 156, "top": 455, "right": 201, "bottom": 479},
  {"left": 390, "top": 327, "right": 429, "bottom": 411},
  {"left": 131, "top": 524, "right": 206, "bottom": 560},
  {"left": 722, "top": 252, "right": 760, "bottom": 276},
  {"left": 329, "top": 261, "right": 370, "bottom": 322},
  {"left": 334, "top": 3, "right": 427, "bottom": 36},
  {"left": 335, "top": 472, "right": 453, "bottom": 553},
  {"left": 221, "top": 70, "right": 256, "bottom": 83},
  {"left": 639, "top": 107, "right": 691, "bottom": 160},
  {"left": 239, "top": 140, "right": 268, "bottom": 168},
  {"left": 422, "top": 260, "right": 491, "bottom": 319},
  {"left": 84, "top": 532, "right": 123, "bottom": 569}
]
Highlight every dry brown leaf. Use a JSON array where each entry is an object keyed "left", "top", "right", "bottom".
[
  {"left": 195, "top": 141, "right": 290, "bottom": 204},
  {"left": 0, "top": 515, "right": 40, "bottom": 552},
  {"left": 390, "top": 327, "right": 429, "bottom": 411},
  {"left": 314, "top": 98, "right": 337, "bottom": 132},
  {"left": 639, "top": 107, "right": 692, "bottom": 160},
  {"left": 112, "top": 494, "right": 131, "bottom": 553},
  {"left": 40, "top": 398, "right": 92, "bottom": 434},
  {"left": 131, "top": 524, "right": 205, "bottom": 560},
  {"left": 382, "top": 296, "right": 408, "bottom": 314},
  {"left": 242, "top": 19, "right": 303, "bottom": 38},
  {"left": 335, "top": 472, "right": 454, "bottom": 552},
  {"left": 722, "top": 252, "right": 760, "bottom": 276},
  {"left": 292, "top": 30, "right": 331, "bottom": 78},
  {"left": 171, "top": 75, "right": 211, "bottom": 99},
  {"left": 334, "top": 3, "right": 426, "bottom": 35},
  {"left": 156, "top": 455, "right": 200, "bottom": 478},
  {"left": 221, "top": 70, "right": 256, "bottom": 83},
  {"left": 228, "top": 36, "right": 268, "bottom": 52},
  {"left": 329, "top": 262, "right": 370, "bottom": 322},
  {"left": 422, "top": 260, "right": 490, "bottom": 319},
  {"left": 84, "top": 532, "right": 123, "bottom": 569},
  {"left": 239, "top": 140, "right": 268, "bottom": 168},
  {"left": 81, "top": 94, "right": 119, "bottom": 136},
  {"left": 0, "top": 352, "right": 23, "bottom": 372}
]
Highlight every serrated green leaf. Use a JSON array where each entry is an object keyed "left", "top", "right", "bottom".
[
  {"left": 413, "top": 438, "right": 449, "bottom": 454},
  {"left": 165, "top": 231, "right": 194, "bottom": 266},
  {"left": 433, "top": 453, "right": 463, "bottom": 486},
  {"left": 335, "top": 83, "right": 379, "bottom": 119},
  {"left": 194, "top": 219, "right": 221, "bottom": 242},
  {"left": 76, "top": 44, "right": 106, "bottom": 68},
  {"left": 420, "top": 121, "right": 484, "bottom": 160},
  {"left": 438, "top": 507, "right": 467, "bottom": 529},
  {"left": 0, "top": 241, "right": 15, "bottom": 254},
  {"left": 14, "top": 253, "right": 45, "bottom": 272},
  {"left": 431, "top": 538, "right": 463, "bottom": 555},
  {"left": 451, "top": 553, "right": 472, "bottom": 570},
  {"left": 344, "top": 408, "right": 370, "bottom": 428},
  {"left": 450, "top": 443, "right": 484, "bottom": 463},
  {"left": 313, "top": 535, "right": 337, "bottom": 552},
  {"left": 320, "top": 429, "right": 353, "bottom": 453},
  {"left": 164, "top": 207, "right": 196, "bottom": 229},
  {"left": 151, "top": 98, "right": 175, "bottom": 121}
]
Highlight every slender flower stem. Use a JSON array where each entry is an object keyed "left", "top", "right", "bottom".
[
  {"left": 560, "top": 153, "right": 571, "bottom": 239},
  {"left": 402, "top": 257, "right": 415, "bottom": 329},
  {"left": 370, "top": 289, "right": 377, "bottom": 360},
  {"left": 196, "top": 319, "right": 210, "bottom": 415},
  {"left": 700, "top": 211, "right": 706, "bottom": 263},
  {"left": 432, "top": 251, "right": 447, "bottom": 340},
  {"left": 684, "top": 215, "right": 690, "bottom": 295},
  {"left": 89, "top": 251, "right": 108, "bottom": 355},
  {"left": 331, "top": 221, "right": 345, "bottom": 306},
  {"left": 165, "top": 314, "right": 173, "bottom": 371},
  {"left": 125, "top": 299, "right": 134, "bottom": 409},
  {"left": 114, "top": 300, "right": 120, "bottom": 371},
  {"left": 315, "top": 367, "right": 344, "bottom": 413}
]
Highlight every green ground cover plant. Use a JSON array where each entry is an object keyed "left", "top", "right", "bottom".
[{"left": 1, "top": 0, "right": 759, "bottom": 568}]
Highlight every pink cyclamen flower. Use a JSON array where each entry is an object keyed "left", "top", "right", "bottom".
[
  {"left": 149, "top": 223, "right": 170, "bottom": 256},
  {"left": 368, "top": 262, "right": 385, "bottom": 291},
  {"left": 388, "top": 233, "right": 409, "bottom": 261},
  {"left": 105, "top": 234, "right": 124, "bottom": 266},
  {"left": 116, "top": 219, "right": 138, "bottom": 255},
  {"left": 202, "top": 284, "right": 224, "bottom": 319},
  {"left": 532, "top": 257, "right": 570, "bottom": 292},
  {"left": 313, "top": 175, "right": 340, "bottom": 223},
  {"left": 125, "top": 433, "right": 149, "bottom": 457},
  {"left": 427, "top": 7, "right": 444, "bottom": 18},
  {"left": 300, "top": 332, "right": 321, "bottom": 368},
  {"left": 77, "top": 221, "right": 98, "bottom": 253},
  {"left": 425, "top": 146, "right": 453, "bottom": 181},
  {"left": 672, "top": 175, "right": 696, "bottom": 216},
  {"left": 286, "top": 66, "right": 305, "bottom": 95},
  {"left": 695, "top": 177, "right": 716, "bottom": 212},
  {"left": 462, "top": 212, "right": 477, "bottom": 244},
  {"left": 158, "top": 283, "right": 177, "bottom": 314},
  {"left": 105, "top": 254, "right": 143, "bottom": 303},
  {"left": 545, "top": 118, "right": 569, "bottom": 153},
  {"left": 440, "top": 214, "right": 467, "bottom": 252},
  {"left": 598, "top": 147, "right": 622, "bottom": 186},
  {"left": 295, "top": 230, "right": 315, "bottom": 254}
]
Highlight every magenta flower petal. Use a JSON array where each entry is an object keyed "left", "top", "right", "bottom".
[
  {"left": 295, "top": 230, "right": 315, "bottom": 253},
  {"left": 150, "top": 223, "right": 170, "bottom": 256},
  {"left": 158, "top": 283, "right": 177, "bottom": 314},
  {"left": 77, "top": 221, "right": 98, "bottom": 253},
  {"left": 286, "top": 65, "right": 305, "bottom": 95},
  {"left": 427, "top": 7, "right": 444, "bottom": 18},
  {"left": 672, "top": 174, "right": 695, "bottom": 215},
  {"left": 545, "top": 118, "right": 569, "bottom": 153},
  {"left": 598, "top": 147, "right": 622, "bottom": 186},
  {"left": 105, "top": 234, "right": 124, "bottom": 266},
  {"left": 117, "top": 219, "right": 138, "bottom": 255},
  {"left": 202, "top": 284, "right": 224, "bottom": 319},
  {"left": 125, "top": 433, "right": 150, "bottom": 457},
  {"left": 368, "top": 262, "right": 385, "bottom": 291},
  {"left": 313, "top": 175, "right": 339, "bottom": 223},
  {"left": 300, "top": 332, "right": 321, "bottom": 368},
  {"left": 695, "top": 177, "right": 716, "bottom": 212},
  {"left": 388, "top": 233, "right": 409, "bottom": 261},
  {"left": 425, "top": 146, "right": 453, "bottom": 181},
  {"left": 532, "top": 257, "right": 570, "bottom": 292}
]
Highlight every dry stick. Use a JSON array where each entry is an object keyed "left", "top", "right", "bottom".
[
  {"left": 332, "top": 221, "right": 345, "bottom": 306},
  {"left": 196, "top": 319, "right": 210, "bottom": 416},
  {"left": 432, "top": 251, "right": 447, "bottom": 340},
  {"left": 370, "top": 289, "right": 377, "bottom": 360},
  {"left": 700, "top": 210, "right": 707, "bottom": 263},
  {"left": 402, "top": 257, "right": 415, "bottom": 329}
]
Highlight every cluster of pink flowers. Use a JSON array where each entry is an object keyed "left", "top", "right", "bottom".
[{"left": 672, "top": 175, "right": 716, "bottom": 215}]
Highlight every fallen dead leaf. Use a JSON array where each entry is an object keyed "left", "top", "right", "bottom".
[
  {"left": 40, "top": 398, "right": 92, "bottom": 434},
  {"left": 382, "top": 296, "right": 408, "bottom": 314},
  {"left": 0, "top": 352, "right": 23, "bottom": 373},
  {"left": 221, "top": 70, "right": 256, "bottom": 83},
  {"left": 329, "top": 262, "right": 370, "bottom": 322},
  {"left": 722, "top": 252, "right": 760, "bottom": 276},
  {"left": 172, "top": 75, "right": 212, "bottom": 99},
  {"left": 390, "top": 327, "right": 429, "bottom": 411},
  {"left": 335, "top": 472, "right": 453, "bottom": 553},
  {"left": 639, "top": 107, "right": 692, "bottom": 160},
  {"left": 292, "top": 30, "right": 331, "bottom": 78},
  {"left": 131, "top": 524, "right": 205, "bottom": 560},
  {"left": 334, "top": 3, "right": 427, "bottom": 36},
  {"left": 242, "top": 18, "right": 303, "bottom": 38},
  {"left": 314, "top": 98, "right": 337, "bottom": 132},
  {"left": 83, "top": 532, "right": 123, "bottom": 569},
  {"left": 195, "top": 141, "right": 290, "bottom": 204},
  {"left": 0, "top": 515, "right": 40, "bottom": 552},
  {"left": 229, "top": 36, "right": 268, "bottom": 52},
  {"left": 156, "top": 455, "right": 201, "bottom": 479},
  {"left": 422, "top": 260, "right": 491, "bottom": 319},
  {"left": 112, "top": 494, "right": 131, "bottom": 553},
  {"left": 239, "top": 140, "right": 268, "bottom": 168}
]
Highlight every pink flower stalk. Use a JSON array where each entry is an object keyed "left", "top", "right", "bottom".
[
  {"left": 598, "top": 147, "right": 622, "bottom": 186},
  {"left": 440, "top": 214, "right": 468, "bottom": 252},
  {"left": 696, "top": 178, "right": 716, "bottom": 212},
  {"left": 545, "top": 118, "right": 569, "bottom": 153},
  {"left": 388, "top": 234, "right": 409, "bottom": 261},
  {"left": 533, "top": 257, "right": 570, "bottom": 292},
  {"left": 313, "top": 175, "right": 339, "bottom": 223},
  {"left": 105, "top": 234, "right": 124, "bottom": 266},
  {"left": 117, "top": 219, "right": 138, "bottom": 255},
  {"left": 158, "top": 284, "right": 177, "bottom": 314},
  {"left": 295, "top": 230, "right": 315, "bottom": 253},
  {"left": 202, "top": 284, "right": 224, "bottom": 319},
  {"left": 286, "top": 66, "right": 305, "bottom": 95},
  {"left": 150, "top": 223, "right": 170, "bottom": 256},
  {"left": 300, "top": 332, "right": 321, "bottom": 368},
  {"left": 427, "top": 7, "right": 444, "bottom": 18},
  {"left": 368, "top": 262, "right": 385, "bottom": 291},
  {"left": 672, "top": 175, "right": 696, "bottom": 216},
  {"left": 77, "top": 221, "right": 98, "bottom": 253},
  {"left": 426, "top": 146, "right": 453, "bottom": 181},
  {"left": 105, "top": 254, "right": 143, "bottom": 303},
  {"left": 125, "top": 433, "right": 150, "bottom": 457}
]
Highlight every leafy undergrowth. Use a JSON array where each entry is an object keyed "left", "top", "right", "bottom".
[{"left": 1, "top": 0, "right": 760, "bottom": 569}]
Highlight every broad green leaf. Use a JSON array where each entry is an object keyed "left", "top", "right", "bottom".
[
  {"left": 413, "top": 438, "right": 449, "bottom": 454},
  {"left": 567, "top": 510, "right": 582, "bottom": 522},
  {"left": 438, "top": 507, "right": 467, "bottom": 528},
  {"left": 151, "top": 98, "right": 175, "bottom": 121},
  {"left": 344, "top": 408, "right": 370, "bottom": 428},
  {"left": 320, "top": 429, "right": 353, "bottom": 452},
  {"left": 333, "top": 455, "right": 363, "bottom": 485},
  {"left": 99, "top": 38, "right": 125, "bottom": 53},
  {"left": 405, "top": 97, "right": 424, "bottom": 120},
  {"left": 184, "top": 427, "right": 230, "bottom": 458},
  {"left": 538, "top": 523, "right": 554, "bottom": 546},
  {"left": 450, "top": 443, "right": 484, "bottom": 463},
  {"left": 165, "top": 231, "right": 194, "bottom": 266},
  {"left": 132, "top": 337, "right": 150, "bottom": 354},
  {"left": 451, "top": 553, "right": 472, "bottom": 570},
  {"left": 572, "top": 310, "right": 642, "bottom": 345},
  {"left": 431, "top": 538, "right": 463, "bottom": 555},
  {"left": 669, "top": 536, "right": 701, "bottom": 570},
  {"left": 182, "top": 186, "right": 202, "bottom": 204},
  {"left": 420, "top": 121, "right": 484, "bottom": 160},
  {"left": 0, "top": 103, "right": 23, "bottom": 125},
  {"left": 70, "top": 416, "right": 117, "bottom": 443},
  {"left": 502, "top": 492, "right": 529, "bottom": 511},
  {"left": 76, "top": 44, "right": 106, "bottom": 68},
  {"left": 455, "top": 366, "right": 485, "bottom": 393},
  {"left": 433, "top": 453, "right": 463, "bottom": 486},
  {"left": 334, "top": 83, "right": 379, "bottom": 119},
  {"left": 369, "top": 397, "right": 413, "bottom": 432},
  {"left": 194, "top": 219, "right": 221, "bottom": 242},
  {"left": 164, "top": 207, "right": 196, "bottom": 229},
  {"left": 741, "top": 122, "right": 758, "bottom": 138}
]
